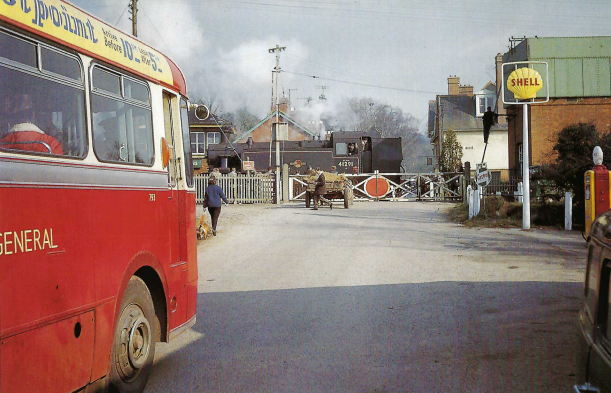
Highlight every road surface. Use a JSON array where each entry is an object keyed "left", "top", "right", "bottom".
[{"left": 146, "top": 202, "right": 586, "bottom": 393}]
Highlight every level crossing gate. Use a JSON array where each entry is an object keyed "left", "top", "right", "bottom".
[
  {"left": 289, "top": 172, "right": 464, "bottom": 202},
  {"left": 195, "top": 172, "right": 464, "bottom": 204}
]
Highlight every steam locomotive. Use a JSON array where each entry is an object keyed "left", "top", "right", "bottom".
[{"left": 206, "top": 130, "right": 403, "bottom": 175}]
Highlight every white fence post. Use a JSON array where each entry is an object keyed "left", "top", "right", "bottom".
[
  {"left": 516, "top": 182, "right": 523, "bottom": 204},
  {"left": 467, "top": 185, "right": 473, "bottom": 220},
  {"left": 474, "top": 187, "right": 480, "bottom": 217},
  {"left": 565, "top": 192, "right": 573, "bottom": 231}
]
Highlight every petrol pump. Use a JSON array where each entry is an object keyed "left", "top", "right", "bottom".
[{"left": 585, "top": 146, "right": 611, "bottom": 237}]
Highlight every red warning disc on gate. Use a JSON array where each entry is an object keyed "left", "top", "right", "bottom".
[{"left": 365, "top": 177, "right": 390, "bottom": 198}]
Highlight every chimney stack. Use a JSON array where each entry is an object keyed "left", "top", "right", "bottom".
[
  {"left": 448, "top": 75, "right": 473, "bottom": 96},
  {"left": 272, "top": 97, "right": 290, "bottom": 113},
  {"left": 459, "top": 85, "right": 473, "bottom": 97},
  {"left": 448, "top": 75, "right": 459, "bottom": 95}
]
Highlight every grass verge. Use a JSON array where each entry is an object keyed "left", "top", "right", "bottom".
[{"left": 449, "top": 196, "right": 565, "bottom": 228}]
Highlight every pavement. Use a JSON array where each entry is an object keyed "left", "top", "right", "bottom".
[{"left": 145, "top": 201, "right": 587, "bottom": 393}]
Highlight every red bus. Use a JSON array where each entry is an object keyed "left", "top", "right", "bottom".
[{"left": 0, "top": 1, "right": 198, "bottom": 392}]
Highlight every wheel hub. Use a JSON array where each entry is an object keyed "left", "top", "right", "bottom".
[{"left": 116, "top": 305, "right": 152, "bottom": 381}]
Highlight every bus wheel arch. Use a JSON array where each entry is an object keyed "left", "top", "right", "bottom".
[{"left": 134, "top": 266, "right": 168, "bottom": 342}]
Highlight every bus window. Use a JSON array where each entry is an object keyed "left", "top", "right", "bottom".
[
  {"left": 163, "top": 92, "right": 177, "bottom": 183},
  {"left": 0, "top": 29, "right": 36, "bottom": 67},
  {"left": 41, "top": 47, "right": 82, "bottom": 81},
  {"left": 180, "top": 98, "right": 194, "bottom": 187},
  {"left": 91, "top": 66, "right": 153, "bottom": 165},
  {"left": 0, "top": 30, "right": 86, "bottom": 158}
]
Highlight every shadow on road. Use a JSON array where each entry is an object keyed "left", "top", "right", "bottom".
[{"left": 147, "top": 281, "right": 581, "bottom": 393}]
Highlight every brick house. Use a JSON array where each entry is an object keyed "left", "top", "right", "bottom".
[
  {"left": 188, "top": 109, "right": 235, "bottom": 174},
  {"left": 502, "top": 36, "right": 611, "bottom": 178},
  {"left": 233, "top": 98, "right": 318, "bottom": 143},
  {"left": 429, "top": 71, "right": 509, "bottom": 180}
]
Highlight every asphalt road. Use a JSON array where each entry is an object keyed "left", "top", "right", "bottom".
[{"left": 145, "top": 202, "right": 586, "bottom": 393}]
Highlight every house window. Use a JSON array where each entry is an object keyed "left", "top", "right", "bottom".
[
  {"left": 207, "top": 132, "right": 221, "bottom": 146},
  {"left": 518, "top": 143, "right": 523, "bottom": 168},
  {"left": 491, "top": 171, "right": 501, "bottom": 185},
  {"left": 477, "top": 96, "right": 495, "bottom": 117},
  {"left": 190, "top": 132, "right": 205, "bottom": 154},
  {"left": 479, "top": 97, "right": 487, "bottom": 115}
]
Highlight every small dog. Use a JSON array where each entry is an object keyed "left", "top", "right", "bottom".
[{"left": 197, "top": 215, "right": 211, "bottom": 240}]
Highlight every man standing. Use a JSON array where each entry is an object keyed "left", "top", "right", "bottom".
[
  {"left": 312, "top": 168, "right": 331, "bottom": 210},
  {"left": 482, "top": 106, "right": 498, "bottom": 144}
]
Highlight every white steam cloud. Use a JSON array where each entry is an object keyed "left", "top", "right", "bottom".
[{"left": 93, "top": 0, "right": 310, "bottom": 118}]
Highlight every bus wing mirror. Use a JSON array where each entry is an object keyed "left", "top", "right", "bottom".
[{"left": 161, "top": 137, "right": 171, "bottom": 169}]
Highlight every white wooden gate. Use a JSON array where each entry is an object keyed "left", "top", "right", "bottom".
[{"left": 195, "top": 173, "right": 276, "bottom": 204}]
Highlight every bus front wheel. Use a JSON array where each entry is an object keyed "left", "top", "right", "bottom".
[{"left": 109, "top": 276, "right": 157, "bottom": 393}]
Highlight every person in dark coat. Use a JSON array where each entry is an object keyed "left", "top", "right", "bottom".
[
  {"left": 204, "top": 177, "right": 229, "bottom": 236},
  {"left": 312, "top": 168, "right": 331, "bottom": 210},
  {"left": 482, "top": 106, "right": 498, "bottom": 144}
]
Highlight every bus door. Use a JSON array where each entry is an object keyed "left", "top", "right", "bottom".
[{"left": 162, "top": 92, "right": 188, "bottom": 324}]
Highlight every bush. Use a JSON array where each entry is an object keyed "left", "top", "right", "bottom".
[
  {"left": 450, "top": 196, "right": 565, "bottom": 228},
  {"left": 543, "top": 122, "right": 610, "bottom": 227}
]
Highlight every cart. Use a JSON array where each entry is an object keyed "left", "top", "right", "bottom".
[{"left": 304, "top": 174, "right": 353, "bottom": 209}]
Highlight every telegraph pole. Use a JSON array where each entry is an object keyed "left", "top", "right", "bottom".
[
  {"left": 268, "top": 44, "right": 285, "bottom": 203},
  {"left": 129, "top": 0, "right": 138, "bottom": 37}
]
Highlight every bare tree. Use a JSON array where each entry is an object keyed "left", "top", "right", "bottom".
[
  {"left": 193, "top": 93, "right": 224, "bottom": 116},
  {"left": 224, "top": 107, "right": 260, "bottom": 138},
  {"left": 333, "top": 97, "right": 423, "bottom": 166}
]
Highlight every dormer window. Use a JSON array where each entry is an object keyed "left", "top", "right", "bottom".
[
  {"left": 475, "top": 82, "right": 497, "bottom": 117},
  {"left": 476, "top": 95, "right": 495, "bottom": 117}
]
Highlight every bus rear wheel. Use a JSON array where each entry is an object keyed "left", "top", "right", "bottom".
[{"left": 109, "top": 277, "right": 157, "bottom": 393}]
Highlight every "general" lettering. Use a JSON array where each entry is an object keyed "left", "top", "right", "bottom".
[{"left": 0, "top": 228, "right": 58, "bottom": 256}]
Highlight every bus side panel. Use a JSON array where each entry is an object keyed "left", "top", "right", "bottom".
[
  {"left": 1, "top": 311, "right": 95, "bottom": 393},
  {"left": 90, "top": 300, "right": 116, "bottom": 383},
  {"left": 1, "top": 169, "right": 181, "bottom": 389}
]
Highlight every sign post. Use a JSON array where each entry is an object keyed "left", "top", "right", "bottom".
[{"left": 502, "top": 61, "right": 549, "bottom": 229}]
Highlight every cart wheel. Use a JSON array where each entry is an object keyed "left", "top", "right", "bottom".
[
  {"left": 344, "top": 187, "right": 350, "bottom": 209},
  {"left": 305, "top": 191, "right": 311, "bottom": 208}
]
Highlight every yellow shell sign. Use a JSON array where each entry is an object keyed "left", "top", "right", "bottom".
[{"left": 507, "top": 67, "right": 543, "bottom": 99}]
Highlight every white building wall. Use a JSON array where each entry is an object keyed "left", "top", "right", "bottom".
[{"left": 455, "top": 129, "right": 508, "bottom": 173}]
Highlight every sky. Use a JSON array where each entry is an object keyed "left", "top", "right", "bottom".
[{"left": 71, "top": 0, "right": 611, "bottom": 131}]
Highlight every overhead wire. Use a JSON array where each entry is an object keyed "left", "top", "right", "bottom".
[
  {"left": 281, "top": 70, "right": 442, "bottom": 95},
  {"left": 114, "top": 3, "right": 129, "bottom": 26}
]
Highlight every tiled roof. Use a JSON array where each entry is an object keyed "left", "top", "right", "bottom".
[{"left": 439, "top": 96, "right": 507, "bottom": 132}]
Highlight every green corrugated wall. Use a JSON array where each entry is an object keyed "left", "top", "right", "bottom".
[{"left": 504, "top": 36, "right": 611, "bottom": 98}]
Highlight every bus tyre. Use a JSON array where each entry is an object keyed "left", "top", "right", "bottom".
[
  {"left": 109, "top": 277, "right": 156, "bottom": 393},
  {"left": 305, "top": 191, "right": 311, "bottom": 208}
]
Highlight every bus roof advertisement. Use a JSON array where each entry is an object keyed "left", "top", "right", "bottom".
[{"left": 0, "top": 0, "right": 174, "bottom": 86}]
